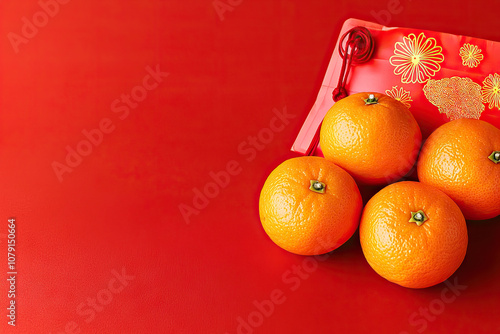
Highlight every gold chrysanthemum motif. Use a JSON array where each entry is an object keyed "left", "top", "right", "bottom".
[
  {"left": 481, "top": 73, "right": 500, "bottom": 110},
  {"left": 423, "top": 77, "right": 484, "bottom": 120},
  {"left": 385, "top": 86, "right": 413, "bottom": 108},
  {"left": 459, "top": 43, "right": 484, "bottom": 68},
  {"left": 389, "top": 33, "right": 444, "bottom": 84}
]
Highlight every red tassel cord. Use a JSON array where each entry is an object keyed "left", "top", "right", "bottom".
[{"left": 332, "top": 27, "right": 374, "bottom": 101}]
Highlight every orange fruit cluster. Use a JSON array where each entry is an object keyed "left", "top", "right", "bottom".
[{"left": 259, "top": 92, "right": 499, "bottom": 289}]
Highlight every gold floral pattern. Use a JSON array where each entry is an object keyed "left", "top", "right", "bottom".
[
  {"left": 423, "top": 77, "right": 484, "bottom": 120},
  {"left": 385, "top": 86, "right": 413, "bottom": 108},
  {"left": 459, "top": 43, "right": 484, "bottom": 68},
  {"left": 481, "top": 73, "right": 500, "bottom": 110},
  {"left": 389, "top": 33, "right": 444, "bottom": 84}
]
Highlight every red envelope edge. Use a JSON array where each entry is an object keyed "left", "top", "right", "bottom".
[{"left": 292, "top": 18, "right": 500, "bottom": 156}]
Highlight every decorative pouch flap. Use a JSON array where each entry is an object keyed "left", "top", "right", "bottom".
[{"left": 292, "top": 18, "right": 500, "bottom": 156}]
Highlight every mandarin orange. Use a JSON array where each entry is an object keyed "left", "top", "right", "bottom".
[
  {"left": 418, "top": 119, "right": 500, "bottom": 220},
  {"left": 259, "top": 156, "right": 362, "bottom": 255},
  {"left": 359, "top": 181, "right": 468, "bottom": 289},
  {"left": 320, "top": 92, "right": 422, "bottom": 185}
]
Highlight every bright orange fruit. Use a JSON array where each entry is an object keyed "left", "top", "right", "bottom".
[
  {"left": 320, "top": 92, "right": 422, "bottom": 185},
  {"left": 259, "top": 156, "right": 362, "bottom": 256},
  {"left": 418, "top": 119, "right": 500, "bottom": 220},
  {"left": 359, "top": 181, "right": 468, "bottom": 289}
]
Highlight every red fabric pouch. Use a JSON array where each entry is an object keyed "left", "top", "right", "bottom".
[{"left": 292, "top": 18, "right": 500, "bottom": 156}]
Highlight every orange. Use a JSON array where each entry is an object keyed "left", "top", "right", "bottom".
[
  {"left": 259, "top": 156, "right": 362, "bottom": 256},
  {"left": 359, "top": 181, "right": 468, "bottom": 289},
  {"left": 319, "top": 92, "right": 422, "bottom": 185},
  {"left": 418, "top": 119, "right": 500, "bottom": 220}
]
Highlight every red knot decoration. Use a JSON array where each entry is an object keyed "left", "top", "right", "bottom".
[{"left": 332, "top": 27, "right": 375, "bottom": 102}]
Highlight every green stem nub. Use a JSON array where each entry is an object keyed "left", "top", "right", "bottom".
[
  {"left": 364, "top": 94, "right": 379, "bottom": 105},
  {"left": 488, "top": 151, "right": 500, "bottom": 164},
  {"left": 309, "top": 180, "right": 326, "bottom": 194},
  {"left": 409, "top": 210, "right": 428, "bottom": 226}
]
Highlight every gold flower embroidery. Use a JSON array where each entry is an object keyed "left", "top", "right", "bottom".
[
  {"left": 423, "top": 77, "right": 484, "bottom": 120},
  {"left": 459, "top": 43, "right": 484, "bottom": 68},
  {"left": 481, "top": 73, "right": 500, "bottom": 110},
  {"left": 385, "top": 86, "right": 413, "bottom": 108},
  {"left": 389, "top": 33, "right": 444, "bottom": 84}
]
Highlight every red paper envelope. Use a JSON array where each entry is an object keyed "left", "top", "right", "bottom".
[{"left": 292, "top": 18, "right": 500, "bottom": 156}]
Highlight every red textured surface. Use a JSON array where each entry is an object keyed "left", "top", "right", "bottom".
[{"left": 0, "top": 1, "right": 499, "bottom": 333}]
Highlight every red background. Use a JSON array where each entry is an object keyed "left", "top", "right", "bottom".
[{"left": 1, "top": 1, "right": 500, "bottom": 333}]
